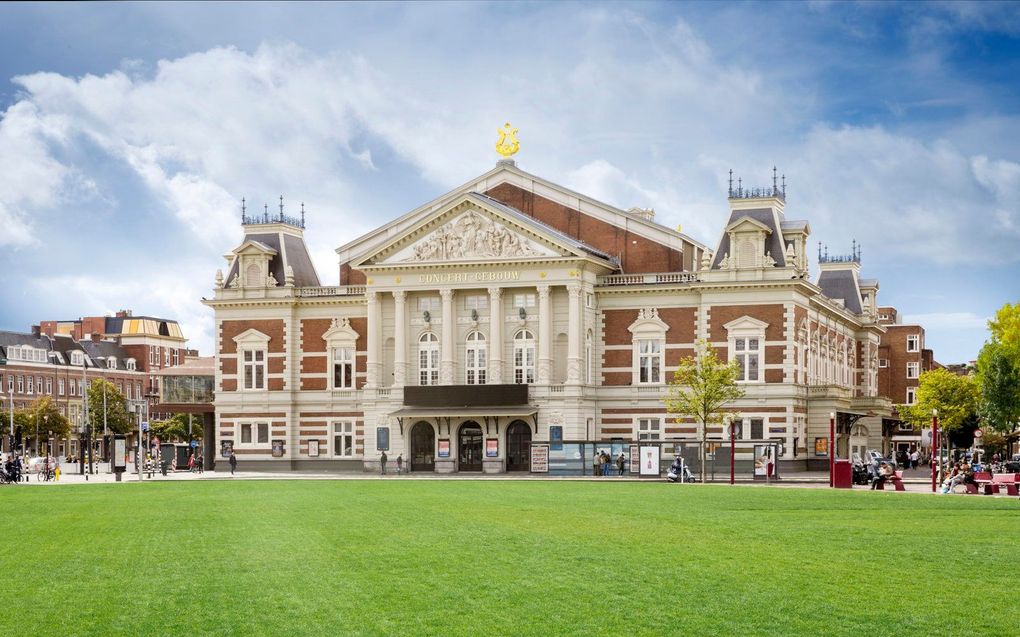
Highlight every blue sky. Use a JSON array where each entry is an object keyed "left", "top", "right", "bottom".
[{"left": 1, "top": 1, "right": 1018, "bottom": 361}]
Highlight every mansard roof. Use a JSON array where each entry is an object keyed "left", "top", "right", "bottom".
[
  {"left": 817, "top": 268, "right": 864, "bottom": 314},
  {"left": 712, "top": 207, "right": 788, "bottom": 268},
  {"left": 225, "top": 228, "right": 321, "bottom": 288}
]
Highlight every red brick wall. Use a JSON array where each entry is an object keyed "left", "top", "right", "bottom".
[
  {"left": 220, "top": 319, "right": 286, "bottom": 354},
  {"left": 708, "top": 305, "right": 785, "bottom": 342},
  {"left": 484, "top": 183, "right": 686, "bottom": 273}
]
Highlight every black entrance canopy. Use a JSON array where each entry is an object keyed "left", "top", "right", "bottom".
[{"left": 392, "top": 385, "right": 537, "bottom": 435}]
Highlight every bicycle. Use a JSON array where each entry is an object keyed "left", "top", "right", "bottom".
[{"left": 37, "top": 468, "right": 54, "bottom": 482}]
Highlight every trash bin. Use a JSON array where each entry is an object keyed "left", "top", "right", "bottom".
[{"left": 833, "top": 459, "right": 853, "bottom": 489}]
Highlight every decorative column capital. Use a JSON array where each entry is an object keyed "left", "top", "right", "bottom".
[
  {"left": 537, "top": 284, "right": 550, "bottom": 298},
  {"left": 366, "top": 290, "right": 378, "bottom": 302},
  {"left": 392, "top": 289, "right": 407, "bottom": 303},
  {"left": 567, "top": 282, "right": 582, "bottom": 298},
  {"left": 439, "top": 288, "right": 455, "bottom": 302},
  {"left": 487, "top": 287, "right": 503, "bottom": 299}
]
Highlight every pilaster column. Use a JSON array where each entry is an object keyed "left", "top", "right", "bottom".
[
  {"left": 566, "top": 282, "right": 583, "bottom": 384},
  {"left": 366, "top": 290, "right": 381, "bottom": 388},
  {"left": 440, "top": 288, "right": 455, "bottom": 384},
  {"left": 488, "top": 287, "right": 503, "bottom": 384},
  {"left": 537, "top": 284, "right": 551, "bottom": 384},
  {"left": 393, "top": 290, "right": 407, "bottom": 386}
]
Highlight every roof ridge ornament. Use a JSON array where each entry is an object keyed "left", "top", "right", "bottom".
[{"left": 496, "top": 122, "right": 520, "bottom": 158}]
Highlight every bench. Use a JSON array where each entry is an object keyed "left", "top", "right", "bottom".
[
  {"left": 875, "top": 470, "right": 905, "bottom": 491},
  {"left": 977, "top": 473, "right": 1020, "bottom": 496}
]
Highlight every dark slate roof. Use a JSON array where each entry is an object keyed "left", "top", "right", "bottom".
[
  {"left": 469, "top": 192, "right": 616, "bottom": 263},
  {"left": 0, "top": 331, "right": 52, "bottom": 351},
  {"left": 226, "top": 230, "right": 321, "bottom": 287},
  {"left": 50, "top": 334, "right": 92, "bottom": 366},
  {"left": 81, "top": 340, "right": 135, "bottom": 371},
  {"left": 711, "top": 208, "right": 788, "bottom": 268},
  {"left": 817, "top": 269, "right": 864, "bottom": 314}
]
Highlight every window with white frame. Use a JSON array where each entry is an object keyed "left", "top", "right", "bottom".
[
  {"left": 240, "top": 422, "right": 269, "bottom": 446},
  {"left": 513, "top": 330, "right": 535, "bottom": 384},
  {"left": 126, "top": 358, "right": 136, "bottom": 371},
  {"left": 637, "top": 418, "right": 661, "bottom": 440},
  {"left": 464, "top": 295, "right": 488, "bottom": 311},
  {"left": 418, "top": 297, "right": 440, "bottom": 312},
  {"left": 242, "top": 349, "right": 266, "bottom": 390},
  {"left": 7, "top": 346, "right": 47, "bottom": 362},
  {"left": 78, "top": 379, "right": 84, "bottom": 395},
  {"left": 6, "top": 375, "right": 12, "bottom": 392},
  {"left": 465, "top": 331, "right": 487, "bottom": 385},
  {"left": 906, "top": 387, "right": 916, "bottom": 405},
  {"left": 906, "top": 335, "right": 919, "bottom": 352},
  {"left": 164, "top": 348, "right": 170, "bottom": 366},
  {"left": 637, "top": 339, "right": 662, "bottom": 383},
  {"left": 333, "top": 421, "right": 354, "bottom": 457},
  {"left": 71, "top": 351, "right": 84, "bottom": 366},
  {"left": 26, "top": 376, "right": 33, "bottom": 394},
  {"left": 58, "top": 378, "right": 64, "bottom": 395},
  {"left": 45, "top": 378, "right": 52, "bottom": 394},
  {"left": 173, "top": 350, "right": 180, "bottom": 366},
  {"left": 418, "top": 333, "right": 439, "bottom": 385},
  {"left": 331, "top": 346, "right": 355, "bottom": 389},
  {"left": 512, "top": 293, "right": 536, "bottom": 308},
  {"left": 107, "top": 357, "right": 117, "bottom": 369},
  {"left": 149, "top": 346, "right": 156, "bottom": 365},
  {"left": 733, "top": 337, "right": 763, "bottom": 382},
  {"left": 906, "top": 362, "right": 919, "bottom": 379},
  {"left": 879, "top": 359, "right": 888, "bottom": 368},
  {"left": 68, "top": 378, "right": 75, "bottom": 396},
  {"left": 725, "top": 316, "right": 768, "bottom": 384},
  {"left": 126, "top": 383, "right": 132, "bottom": 400}
]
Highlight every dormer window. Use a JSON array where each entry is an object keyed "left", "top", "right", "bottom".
[
  {"left": 126, "top": 358, "right": 136, "bottom": 371},
  {"left": 107, "top": 357, "right": 117, "bottom": 369},
  {"left": 71, "top": 351, "right": 84, "bottom": 366}
]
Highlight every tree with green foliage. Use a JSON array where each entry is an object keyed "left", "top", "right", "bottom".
[
  {"left": 149, "top": 413, "right": 203, "bottom": 442},
  {"left": 987, "top": 302, "right": 1020, "bottom": 357},
  {"left": 976, "top": 342, "right": 1020, "bottom": 433},
  {"left": 899, "top": 368, "right": 980, "bottom": 434},
  {"left": 85, "top": 378, "right": 133, "bottom": 435},
  {"left": 14, "top": 396, "right": 70, "bottom": 454},
  {"left": 664, "top": 339, "right": 745, "bottom": 482}
]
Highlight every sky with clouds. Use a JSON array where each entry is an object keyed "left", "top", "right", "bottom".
[{"left": 0, "top": 1, "right": 1018, "bottom": 362}]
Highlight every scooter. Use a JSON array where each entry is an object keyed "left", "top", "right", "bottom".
[
  {"left": 666, "top": 460, "right": 699, "bottom": 483},
  {"left": 851, "top": 459, "right": 871, "bottom": 486}
]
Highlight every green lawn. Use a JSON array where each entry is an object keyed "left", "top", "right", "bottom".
[{"left": 1, "top": 481, "right": 1017, "bottom": 636}]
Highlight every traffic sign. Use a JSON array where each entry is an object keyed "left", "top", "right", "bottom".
[
  {"left": 974, "top": 428, "right": 983, "bottom": 439},
  {"left": 140, "top": 421, "right": 149, "bottom": 432},
  {"left": 190, "top": 440, "right": 198, "bottom": 448}
]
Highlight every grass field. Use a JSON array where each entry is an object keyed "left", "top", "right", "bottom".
[{"left": 1, "top": 481, "right": 1018, "bottom": 636}]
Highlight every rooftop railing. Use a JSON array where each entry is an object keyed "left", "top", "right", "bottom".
[{"left": 597, "top": 272, "right": 700, "bottom": 286}]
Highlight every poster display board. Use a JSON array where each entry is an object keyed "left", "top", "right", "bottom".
[
  {"left": 754, "top": 445, "right": 774, "bottom": 477},
  {"left": 113, "top": 437, "right": 127, "bottom": 469},
  {"left": 639, "top": 445, "right": 660, "bottom": 476},
  {"left": 814, "top": 437, "right": 828, "bottom": 457},
  {"left": 272, "top": 440, "right": 285, "bottom": 458},
  {"left": 438, "top": 439, "right": 451, "bottom": 458},
  {"left": 220, "top": 440, "right": 233, "bottom": 458},
  {"left": 486, "top": 438, "right": 498, "bottom": 458},
  {"left": 630, "top": 445, "right": 640, "bottom": 474},
  {"left": 376, "top": 427, "right": 390, "bottom": 451},
  {"left": 549, "top": 426, "right": 563, "bottom": 451},
  {"left": 308, "top": 439, "right": 320, "bottom": 457},
  {"left": 531, "top": 444, "right": 549, "bottom": 472}
]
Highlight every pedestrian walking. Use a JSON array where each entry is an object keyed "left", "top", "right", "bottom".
[
  {"left": 380, "top": 450, "right": 388, "bottom": 475},
  {"left": 617, "top": 452, "right": 626, "bottom": 476},
  {"left": 396, "top": 454, "right": 403, "bottom": 475},
  {"left": 594, "top": 450, "right": 602, "bottom": 477},
  {"left": 229, "top": 450, "right": 237, "bottom": 476},
  {"left": 602, "top": 451, "right": 611, "bottom": 476},
  {"left": 187, "top": 453, "right": 195, "bottom": 472}
]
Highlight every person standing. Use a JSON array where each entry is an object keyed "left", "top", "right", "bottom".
[
  {"left": 228, "top": 450, "right": 237, "bottom": 476},
  {"left": 594, "top": 450, "right": 602, "bottom": 477},
  {"left": 395, "top": 454, "right": 403, "bottom": 475},
  {"left": 380, "top": 450, "right": 388, "bottom": 475},
  {"left": 602, "top": 451, "right": 611, "bottom": 476},
  {"left": 617, "top": 452, "right": 626, "bottom": 476}
]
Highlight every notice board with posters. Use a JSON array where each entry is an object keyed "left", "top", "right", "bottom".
[
  {"left": 630, "top": 445, "right": 640, "bottom": 473},
  {"left": 814, "top": 437, "right": 828, "bottom": 457},
  {"left": 639, "top": 445, "right": 660, "bottom": 476},
  {"left": 376, "top": 427, "right": 390, "bottom": 451},
  {"left": 220, "top": 440, "right": 233, "bottom": 458},
  {"left": 272, "top": 440, "right": 285, "bottom": 458},
  {"left": 531, "top": 444, "right": 549, "bottom": 472},
  {"left": 486, "top": 438, "right": 498, "bottom": 457},
  {"left": 438, "top": 439, "right": 451, "bottom": 458}
]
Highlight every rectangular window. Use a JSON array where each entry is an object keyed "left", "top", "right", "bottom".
[
  {"left": 239, "top": 423, "right": 269, "bottom": 446},
  {"left": 637, "top": 339, "right": 662, "bottom": 383},
  {"left": 149, "top": 345, "right": 156, "bottom": 365},
  {"left": 734, "top": 337, "right": 762, "bottom": 382},
  {"left": 332, "top": 347, "right": 354, "bottom": 389},
  {"left": 906, "top": 335, "right": 919, "bottom": 352},
  {"left": 17, "top": 376, "right": 24, "bottom": 393},
  {"left": 906, "top": 387, "right": 916, "bottom": 405},
  {"left": 79, "top": 380, "right": 85, "bottom": 396},
  {"left": 417, "top": 297, "right": 440, "bottom": 312},
  {"left": 333, "top": 421, "right": 354, "bottom": 457},
  {"left": 906, "top": 362, "right": 919, "bottom": 379},
  {"left": 750, "top": 418, "right": 764, "bottom": 439},
  {"left": 513, "top": 293, "right": 536, "bottom": 308},
  {"left": 879, "top": 359, "right": 888, "bottom": 368},
  {"left": 126, "top": 383, "right": 132, "bottom": 400},
  {"left": 164, "top": 348, "right": 170, "bottom": 366},
  {"left": 27, "top": 376, "right": 34, "bottom": 395},
  {"left": 638, "top": 418, "right": 661, "bottom": 440},
  {"left": 464, "top": 295, "right": 488, "bottom": 311},
  {"left": 242, "top": 349, "right": 266, "bottom": 390},
  {"left": 6, "top": 375, "right": 12, "bottom": 392},
  {"left": 45, "top": 378, "right": 52, "bottom": 395},
  {"left": 173, "top": 350, "right": 180, "bottom": 366}
]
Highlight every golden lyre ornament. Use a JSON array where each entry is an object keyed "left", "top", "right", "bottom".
[{"left": 495, "top": 122, "right": 520, "bottom": 157}]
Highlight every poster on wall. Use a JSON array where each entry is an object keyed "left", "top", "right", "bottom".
[
  {"left": 272, "top": 440, "right": 285, "bottom": 458},
  {"left": 376, "top": 427, "right": 390, "bottom": 451},
  {"left": 486, "top": 438, "right": 498, "bottom": 458},
  {"left": 630, "top": 445, "right": 640, "bottom": 474},
  {"left": 639, "top": 446, "right": 660, "bottom": 476},
  {"left": 531, "top": 444, "right": 549, "bottom": 473},
  {"left": 308, "top": 439, "right": 320, "bottom": 457},
  {"left": 814, "top": 437, "right": 828, "bottom": 457},
  {"left": 220, "top": 440, "right": 233, "bottom": 458},
  {"left": 549, "top": 426, "right": 563, "bottom": 451},
  {"left": 754, "top": 445, "right": 773, "bottom": 477},
  {"left": 438, "top": 439, "right": 451, "bottom": 458}
]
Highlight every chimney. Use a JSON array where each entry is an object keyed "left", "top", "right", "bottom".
[
  {"left": 91, "top": 333, "right": 102, "bottom": 343},
  {"left": 31, "top": 325, "right": 41, "bottom": 338},
  {"left": 116, "top": 309, "right": 132, "bottom": 318}
]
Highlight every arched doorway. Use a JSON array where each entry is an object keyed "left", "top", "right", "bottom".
[
  {"left": 410, "top": 421, "right": 435, "bottom": 472},
  {"left": 506, "top": 420, "right": 532, "bottom": 471},
  {"left": 849, "top": 424, "right": 869, "bottom": 461},
  {"left": 458, "top": 421, "right": 483, "bottom": 472}
]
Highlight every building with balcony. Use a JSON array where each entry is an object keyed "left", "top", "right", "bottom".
[{"left": 204, "top": 159, "right": 904, "bottom": 472}]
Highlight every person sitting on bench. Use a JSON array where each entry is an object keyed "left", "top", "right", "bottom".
[{"left": 871, "top": 461, "right": 894, "bottom": 490}]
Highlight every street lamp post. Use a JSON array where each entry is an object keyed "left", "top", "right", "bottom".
[
  {"left": 931, "top": 408, "right": 939, "bottom": 493},
  {"left": 725, "top": 415, "right": 736, "bottom": 485},
  {"left": 829, "top": 412, "right": 836, "bottom": 488}
]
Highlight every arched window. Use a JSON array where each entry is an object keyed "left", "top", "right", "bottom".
[
  {"left": 513, "top": 330, "right": 535, "bottom": 384},
  {"left": 418, "top": 332, "right": 439, "bottom": 386},
  {"left": 466, "top": 331, "right": 487, "bottom": 385}
]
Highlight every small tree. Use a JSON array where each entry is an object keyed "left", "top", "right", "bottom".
[
  {"left": 664, "top": 340, "right": 744, "bottom": 482},
  {"left": 149, "top": 414, "right": 203, "bottom": 442},
  {"left": 85, "top": 378, "right": 133, "bottom": 435},
  {"left": 976, "top": 342, "right": 1020, "bottom": 433},
  {"left": 899, "top": 368, "right": 980, "bottom": 436}
]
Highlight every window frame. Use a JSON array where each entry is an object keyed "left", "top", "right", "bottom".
[
  {"left": 465, "top": 331, "right": 487, "bottom": 385},
  {"left": 636, "top": 338, "right": 663, "bottom": 384},
  {"left": 418, "top": 332, "right": 440, "bottom": 386},
  {"left": 238, "top": 422, "right": 270, "bottom": 447},
  {"left": 332, "top": 421, "right": 355, "bottom": 458},
  {"left": 512, "top": 329, "right": 535, "bottom": 385},
  {"left": 906, "top": 387, "right": 917, "bottom": 405},
  {"left": 331, "top": 345, "right": 355, "bottom": 390},
  {"left": 906, "top": 335, "right": 920, "bottom": 353},
  {"left": 241, "top": 348, "right": 267, "bottom": 391},
  {"left": 906, "top": 362, "right": 919, "bottom": 379},
  {"left": 637, "top": 417, "right": 661, "bottom": 441}
]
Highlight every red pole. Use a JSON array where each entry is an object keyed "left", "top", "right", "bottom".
[
  {"left": 931, "top": 412, "right": 939, "bottom": 493},
  {"left": 829, "top": 413, "right": 835, "bottom": 488},
  {"left": 730, "top": 426, "right": 735, "bottom": 485}
]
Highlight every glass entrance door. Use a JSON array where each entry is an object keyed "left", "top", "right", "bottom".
[
  {"left": 506, "top": 420, "right": 532, "bottom": 471},
  {"left": 411, "top": 422, "right": 435, "bottom": 472},
  {"left": 458, "top": 422, "right": 483, "bottom": 472}
]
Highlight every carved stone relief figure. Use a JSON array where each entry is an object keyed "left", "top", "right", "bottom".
[{"left": 406, "top": 209, "right": 539, "bottom": 261}]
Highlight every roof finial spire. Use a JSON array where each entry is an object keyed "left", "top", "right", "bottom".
[
  {"left": 737, "top": 177, "right": 742, "bottom": 197},
  {"left": 772, "top": 166, "right": 778, "bottom": 195},
  {"left": 241, "top": 197, "right": 246, "bottom": 221},
  {"left": 781, "top": 174, "right": 786, "bottom": 198},
  {"left": 279, "top": 195, "right": 284, "bottom": 219},
  {"left": 263, "top": 202, "right": 269, "bottom": 223},
  {"left": 852, "top": 238, "right": 857, "bottom": 261},
  {"left": 300, "top": 202, "right": 305, "bottom": 228},
  {"left": 818, "top": 241, "right": 822, "bottom": 262},
  {"left": 728, "top": 169, "right": 734, "bottom": 197}
]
